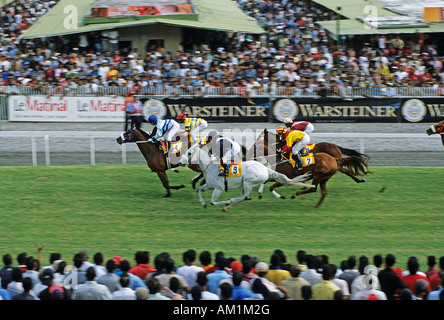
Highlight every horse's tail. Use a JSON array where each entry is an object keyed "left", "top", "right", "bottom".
[
  {"left": 267, "top": 168, "right": 313, "bottom": 188},
  {"left": 336, "top": 156, "right": 372, "bottom": 177},
  {"left": 337, "top": 145, "right": 370, "bottom": 160}
]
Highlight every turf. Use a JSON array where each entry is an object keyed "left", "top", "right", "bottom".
[{"left": 1, "top": 165, "right": 442, "bottom": 270}]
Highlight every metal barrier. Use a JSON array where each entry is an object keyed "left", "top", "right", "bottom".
[
  {"left": 0, "top": 131, "right": 441, "bottom": 166},
  {"left": 0, "top": 85, "right": 443, "bottom": 98}
]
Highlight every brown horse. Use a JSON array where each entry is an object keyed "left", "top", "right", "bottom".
[
  {"left": 116, "top": 126, "right": 201, "bottom": 197},
  {"left": 426, "top": 120, "right": 444, "bottom": 147},
  {"left": 246, "top": 129, "right": 370, "bottom": 183},
  {"left": 248, "top": 129, "right": 371, "bottom": 207}
]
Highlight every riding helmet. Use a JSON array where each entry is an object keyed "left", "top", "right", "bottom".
[
  {"left": 177, "top": 113, "right": 187, "bottom": 120},
  {"left": 276, "top": 126, "right": 287, "bottom": 134},
  {"left": 148, "top": 115, "right": 158, "bottom": 123},
  {"left": 283, "top": 118, "right": 293, "bottom": 124}
]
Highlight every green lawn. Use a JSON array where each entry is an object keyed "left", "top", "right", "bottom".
[{"left": 1, "top": 165, "right": 442, "bottom": 271}]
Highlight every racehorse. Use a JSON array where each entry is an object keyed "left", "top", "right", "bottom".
[
  {"left": 426, "top": 120, "right": 444, "bottom": 147},
  {"left": 247, "top": 129, "right": 371, "bottom": 207},
  {"left": 246, "top": 129, "right": 369, "bottom": 184},
  {"left": 183, "top": 144, "right": 314, "bottom": 212},
  {"left": 116, "top": 126, "right": 202, "bottom": 197}
]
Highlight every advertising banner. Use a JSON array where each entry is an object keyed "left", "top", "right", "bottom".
[
  {"left": 272, "top": 98, "right": 401, "bottom": 123},
  {"left": 8, "top": 95, "right": 126, "bottom": 122},
  {"left": 141, "top": 97, "right": 270, "bottom": 122},
  {"left": 400, "top": 98, "right": 444, "bottom": 123}
]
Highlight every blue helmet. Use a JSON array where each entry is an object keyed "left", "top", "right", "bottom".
[{"left": 148, "top": 115, "right": 158, "bottom": 123}]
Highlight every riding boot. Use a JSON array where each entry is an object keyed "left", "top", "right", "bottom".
[
  {"left": 219, "top": 160, "right": 228, "bottom": 176},
  {"left": 166, "top": 141, "right": 171, "bottom": 154},
  {"left": 295, "top": 153, "right": 303, "bottom": 168}
]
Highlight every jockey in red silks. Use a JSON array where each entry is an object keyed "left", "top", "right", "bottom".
[{"left": 283, "top": 118, "right": 314, "bottom": 135}]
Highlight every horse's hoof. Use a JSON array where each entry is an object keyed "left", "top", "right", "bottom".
[
  {"left": 180, "top": 184, "right": 186, "bottom": 188},
  {"left": 258, "top": 194, "right": 262, "bottom": 199},
  {"left": 222, "top": 208, "right": 227, "bottom": 212},
  {"left": 280, "top": 196, "right": 286, "bottom": 200},
  {"left": 203, "top": 204, "right": 207, "bottom": 209},
  {"left": 291, "top": 195, "right": 296, "bottom": 199},
  {"left": 164, "top": 194, "right": 171, "bottom": 198}
]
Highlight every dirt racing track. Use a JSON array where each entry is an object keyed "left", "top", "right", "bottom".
[{"left": 0, "top": 121, "right": 442, "bottom": 167}]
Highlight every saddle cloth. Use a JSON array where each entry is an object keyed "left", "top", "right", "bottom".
[
  {"left": 160, "top": 141, "right": 182, "bottom": 154},
  {"left": 290, "top": 153, "right": 315, "bottom": 170},
  {"left": 218, "top": 162, "right": 242, "bottom": 177}
]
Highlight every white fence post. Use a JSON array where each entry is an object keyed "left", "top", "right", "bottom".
[
  {"left": 31, "top": 136, "right": 37, "bottom": 166},
  {"left": 44, "top": 135, "right": 50, "bottom": 166},
  {"left": 90, "top": 137, "right": 96, "bottom": 166}
]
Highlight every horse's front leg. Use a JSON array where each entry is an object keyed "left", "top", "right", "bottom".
[
  {"left": 209, "top": 189, "right": 227, "bottom": 206},
  {"left": 196, "top": 183, "right": 210, "bottom": 208},
  {"left": 191, "top": 173, "right": 204, "bottom": 189},
  {"left": 156, "top": 171, "right": 185, "bottom": 197}
]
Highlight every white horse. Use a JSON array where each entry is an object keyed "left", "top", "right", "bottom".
[{"left": 180, "top": 144, "right": 313, "bottom": 212}]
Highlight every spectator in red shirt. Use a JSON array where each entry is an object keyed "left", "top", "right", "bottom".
[
  {"left": 401, "top": 256, "right": 431, "bottom": 293},
  {"left": 128, "top": 251, "right": 156, "bottom": 281},
  {"left": 428, "top": 256, "right": 444, "bottom": 291}
]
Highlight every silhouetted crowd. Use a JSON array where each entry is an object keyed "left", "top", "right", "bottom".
[{"left": 1, "top": 247, "right": 442, "bottom": 300}]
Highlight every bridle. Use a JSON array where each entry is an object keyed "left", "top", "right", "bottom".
[
  {"left": 119, "top": 127, "right": 150, "bottom": 144},
  {"left": 433, "top": 121, "right": 444, "bottom": 134}
]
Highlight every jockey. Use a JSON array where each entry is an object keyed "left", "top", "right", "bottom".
[
  {"left": 277, "top": 126, "right": 310, "bottom": 171},
  {"left": 207, "top": 129, "right": 241, "bottom": 176},
  {"left": 176, "top": 113, "right": 208, "bottom": 144},
  {"left": 283, "top": 118, "right": 314, "bottom": 135},
  {"left": 147, "top": 114, "right": 180, "bottom": 153}
]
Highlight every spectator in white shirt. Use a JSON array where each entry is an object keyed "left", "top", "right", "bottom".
[
  {"left": 176, "top": 249, "right": 205, "bottom": 289},
  {"left": 111, "top": 273, "right": 136, "bottom": 300}
]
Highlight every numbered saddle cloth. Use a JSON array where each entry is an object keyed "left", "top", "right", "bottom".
[
  {"left": 290, "top": 153, "right": 315, "bottom": 170},
  {"left": 218, "top": 162, "right": 242, "bottom": 177},
  {"left": 160, "top": 141, "right": 182, "bottom": 154}
]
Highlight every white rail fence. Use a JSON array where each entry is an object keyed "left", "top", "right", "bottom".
[{"left": 0, "top": 131, "right": 441, "bottom": 166}]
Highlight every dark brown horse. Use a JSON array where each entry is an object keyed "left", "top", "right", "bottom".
[
  {"left": 426, "top": 120, "right": 444, "bottom": 147},
  {"left": 246, "top": 129, "right": 370, "bottom": 183},
  {"left": 247, "top": 129, "right": 371, "bottom": 207},
  {"left": 116, "top": 126, "right": 201, "bottom": 197}
]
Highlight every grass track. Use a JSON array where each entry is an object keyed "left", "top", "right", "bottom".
[{"left": 1, "top": 165, "right": 442, "bottom": 270}]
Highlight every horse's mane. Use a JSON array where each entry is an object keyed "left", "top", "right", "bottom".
[{"left": 138, "top": 128, "right": 152, "bottom": 140}]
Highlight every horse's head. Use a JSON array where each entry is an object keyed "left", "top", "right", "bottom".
[
  {"left": 116, "top": 126, "right": 150, "bottom": 144},
  {"left": 426, "top": 121, "right": 444, "bottom": 136}
]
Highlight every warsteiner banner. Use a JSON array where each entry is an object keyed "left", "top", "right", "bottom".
[
  {"left": 141, "top": 98, "right": 270, "bottom": 122},
  {"left": 400, "top": 98, "right": 444, "bottom": 123},
  {"left": 272, "top": 98, "right": 401, "bottom": 123}
]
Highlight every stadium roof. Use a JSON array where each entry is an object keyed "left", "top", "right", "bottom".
[
  {"left": 21, "top": 0, "right": 265, "bottom": 39},
  {"left": 312, "top": 0, "right": 444, "bottom": 35}
]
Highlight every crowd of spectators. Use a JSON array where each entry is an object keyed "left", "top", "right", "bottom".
[
  {"left": 1, "top": 247, "right": 443, "bottom": 301},
  {"left": 0, "top": 0, "right": 442, "bottom": 99}
]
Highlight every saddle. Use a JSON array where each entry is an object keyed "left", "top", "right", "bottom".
[
  {"left": 300, "top": 143, "right": 316, "bottom": 156},
  {"left": 290, "top": 152, "right": 315, "bottom": 170}
]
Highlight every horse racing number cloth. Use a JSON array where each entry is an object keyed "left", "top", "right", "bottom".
[{"left": 218, "top": 162, "right": 242, "bottom": 177}]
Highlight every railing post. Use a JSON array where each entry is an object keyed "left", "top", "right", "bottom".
[
  {"left": 31, "top": 136, "right": 37, "bottom": 166},
  {"left": 44, "top": 135, "right": 50, "bottom": 166},
  {"left": 121, "top": 143, "right": 127, "bottom": 165},
  {"left": 90, "top": 137, "right": 96, "bottom": 166},
  {"left": 360, "top": 137, "right": 365, "bottom": 155}
]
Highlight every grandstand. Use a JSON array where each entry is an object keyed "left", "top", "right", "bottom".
[{"left": 0, "top": 0, "right": 443, "bottom": 123}]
